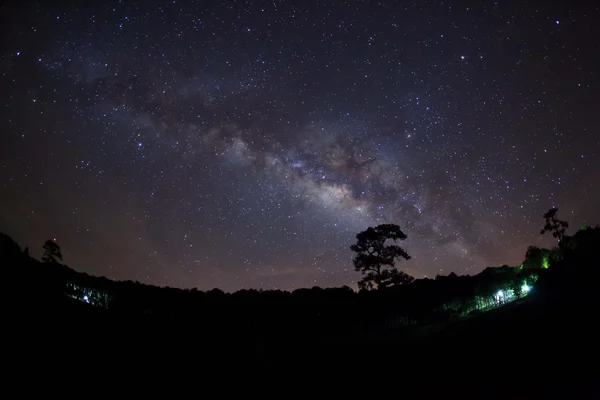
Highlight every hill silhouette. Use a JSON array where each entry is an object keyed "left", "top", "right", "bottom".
[{"left": 4, "top": 223, "right": 600, "bottom": 395}]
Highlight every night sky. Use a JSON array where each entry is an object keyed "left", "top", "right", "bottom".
[{"left": 1, "top": 1, "right": 599, "bottom": 291}]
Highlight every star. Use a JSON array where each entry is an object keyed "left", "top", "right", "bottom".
[{"left": 0, "top": 0, "right": 598, "bottom": 291}]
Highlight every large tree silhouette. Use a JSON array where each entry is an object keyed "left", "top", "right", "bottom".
[
  {"left": 540, "top": 207, "right": 569, "bottom": 247},
  {"left": 350, "top": 224, "right": 412, "bottom": 290},
  {"left": 42, "top": 240, "right": 62, "bottom": 263}
]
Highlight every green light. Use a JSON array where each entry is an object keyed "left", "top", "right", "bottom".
[
  {"left": 542, "top": 255, "right": 549, "bottom": 269},
  {"left": 522, "top": 284, "right": 530, "bottom": 293}
]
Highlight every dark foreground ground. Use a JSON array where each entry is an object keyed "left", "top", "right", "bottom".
[{"left": 8, "top": 289, "right": 599, "bottom": 397}]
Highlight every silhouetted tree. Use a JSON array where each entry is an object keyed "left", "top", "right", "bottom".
[
  {"left": 509, "top": 279, "right": 523, "bottom": 299},
  {"left": 350, "top": 224, "right": 411, "bottom": 290},
  {"left": 381, "top": 269, "right": 414, "bottom": 288},
  {"left": 522, "top": 245, "right": 552, "bottom": 269},
  {"left": 540, "top": 207, "right": 569, "bottom": 247},
  {"left": 42, "top": 240, "right": 62, "bottom": 263}
]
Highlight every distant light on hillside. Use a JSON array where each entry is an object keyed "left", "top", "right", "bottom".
[{"left": 542, "top": 256, "right": 550, "bottom": 269}]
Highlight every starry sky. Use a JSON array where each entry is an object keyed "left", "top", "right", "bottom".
[{"left": 1, "top": 1, "right": 599, "bottom": 291}]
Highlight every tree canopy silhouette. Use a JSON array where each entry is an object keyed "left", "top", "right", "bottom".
[
  {"left": 42, "top": 240, "right": 62, "bottom": 263},
  {"left": 350, "top": 224, "right": 412, "bottom": 290},
  {"left": 522, "top": 245, "right": 552, "bottom": 269},
  {"left": 540, "top": 207, "right": 569, "bottom": 247}
]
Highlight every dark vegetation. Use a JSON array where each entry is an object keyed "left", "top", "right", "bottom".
[{"left": 5, "top": 208, "right": 600, "bottom": 394}]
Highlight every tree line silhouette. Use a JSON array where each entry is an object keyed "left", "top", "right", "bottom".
[{"left": 4, "top": 207, "right": 598, "bottom": 337}]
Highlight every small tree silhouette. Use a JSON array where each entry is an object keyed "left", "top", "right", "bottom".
[
  {"left": 540, "top": 207, "right": 569, "bottom": 246},
  {"left": 42, "top": 240, "right": 62, "bottom": 263},
  {"left": 350, "top": 224, "right": 412, "bottom": 290}
]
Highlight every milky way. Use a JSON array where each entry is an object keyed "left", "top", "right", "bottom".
[{"left": 1, "top": 1, "right": 599, "bottom": 291}]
